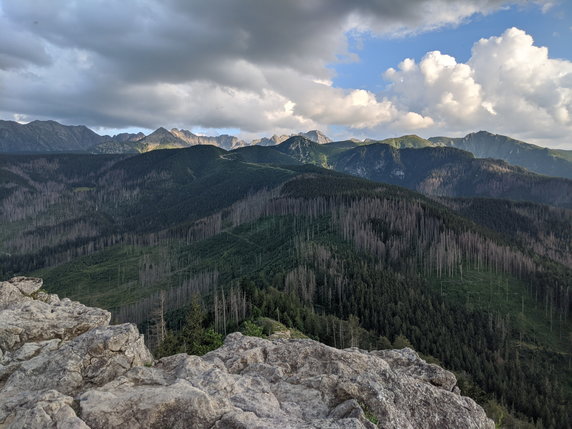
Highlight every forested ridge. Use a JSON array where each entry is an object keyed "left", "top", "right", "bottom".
[{"left": 0, "top": 148, "right": 570, "bottom": 428}]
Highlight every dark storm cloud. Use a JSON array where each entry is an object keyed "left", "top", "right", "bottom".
[{"left": 0, "top": 10, "right": 51, "bottom": 70}]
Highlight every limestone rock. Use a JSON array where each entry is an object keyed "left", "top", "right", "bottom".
[
  {"left": 79, "top": 333, "right": 493, "bottom": 428},
  {"left": 0, "top": 277, "right": 110, "bottom": 353},
  {"left": 0, "top": 390, "right": 89, "bottom": 429},
  {"left": 0, "top": 278, "right": 150, "bottom": 428},
  {"left": 6, "top": 277, "right": 44, "bottom": 296},
  {"left": 1, "top": 324, "right": 153, "bottom": 397},
  {"left": 0, "top": 277, "right": 495, "bottom": 428},
  {"left": 372, "top": 348, "right": 457, "bottom": 391}
]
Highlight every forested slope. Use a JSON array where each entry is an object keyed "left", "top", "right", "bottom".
[
  {"left": 0, "top": 148, "right": 570, "bottom": 428},
  {"left": 265, "top": 138, "right": 572, "bottom": 207}
]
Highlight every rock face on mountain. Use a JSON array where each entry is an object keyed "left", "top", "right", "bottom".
[
  {"left": 0, "top": 277, "right": 494, "bottom": 429},
  {"left": 299, "top": 129, "right": 332, "bottom": 144}
]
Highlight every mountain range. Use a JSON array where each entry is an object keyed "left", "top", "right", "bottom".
[
  {"left": 265, "top": 136, "right": 572, "bottom": 207},
  {"left": 1, "top": 120, "right": 570, "bottom": 181}
]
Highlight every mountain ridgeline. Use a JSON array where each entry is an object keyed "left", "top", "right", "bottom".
[
  {"left": 430, "top": 131, "right": 572, "bottom": 179},
  {"left": 252, "top": 129, "right": 333, "bottom": 146},
  {"left": 0, "top": 120, "right": 106, "bottom": 153},
  {"left": 264, "top": 136, "right": 572, "bottom": 208},
  {"left": 0, "top": 119, "right": 339, "bottom": 154},
  {"left": 2, "top": 120, "right": 570, "bottom": 180},
  {"left": 0, "top": 143, "right": 570, "bottom": 427}
]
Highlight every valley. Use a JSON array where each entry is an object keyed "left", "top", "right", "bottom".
[{"left": 0, "top": 144, "right": 570, "bottom": 427}]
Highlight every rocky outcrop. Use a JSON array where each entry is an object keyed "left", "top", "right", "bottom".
[
  {"left": 0, "top": 277, "right": 110, "bottom": 353},
  {"left": 0, "top": 277, "right": 494, "bottom": 428},
  {"left": 0, "top": 277, "right": 152, "bottom": 428}
]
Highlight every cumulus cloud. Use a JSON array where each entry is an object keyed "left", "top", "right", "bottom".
[
  {"left": 0, "top": 0, "right": 528, "bottom": 135},
  {"left": 382, "top": 27, "right": 572, "bottom": 146}
]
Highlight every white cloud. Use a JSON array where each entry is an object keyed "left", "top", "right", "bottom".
[
  {"left": 384, "top": 51, "right": 486, "bottom": 126},
  {"left": 382, "top": 27, "right": 572, "bottom": 146},
  {"left": 395, "top": 112, "right": 435, "bottom": 129},
  {"left": 540, "top": 1, "right": 555, "bottom": 13}
]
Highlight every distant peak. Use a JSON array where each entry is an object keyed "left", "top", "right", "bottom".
[
  {"left": 29, "top": 119, "right": 60, "bottom": 125},
  {"left": 145, "top": 127, "right": 177, "bottom": 138},
  {"left": 253, "top": 130, "right": 331, "bottom": 146},
  {"left": 299, "top": 130, "right": 332, "bottom": 144},
  {"left": 468, "top": 130, "right": 495, "bottom": 137}
]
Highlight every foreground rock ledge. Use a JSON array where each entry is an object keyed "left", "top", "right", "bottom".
[{"left": 0, "top": 277, "right": 494, "bottom": 429}]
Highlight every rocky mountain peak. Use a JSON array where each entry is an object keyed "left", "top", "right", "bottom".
[
  {"left": 299, "top": 129, "right": 332, "bottom": 144},
  {"left": 0, "top": 276, "right": 494, "bottom": 428},
  {"left": 253, "top": 130, "right": 332, "bottom": 146},
  {"left": 148, "top": 127, "right": 172, "bottom": 137}
]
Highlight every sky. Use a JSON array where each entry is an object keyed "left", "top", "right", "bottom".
[{"left": 0, "top": 0, "right": 571, "bottom": 148}]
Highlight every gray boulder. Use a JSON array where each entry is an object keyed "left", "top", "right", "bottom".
[{"left": 0, "top": 277, "right": 110, "bottom": 353}]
